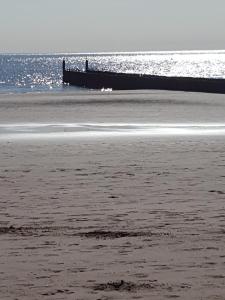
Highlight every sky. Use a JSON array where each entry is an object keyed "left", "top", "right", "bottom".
[{"left": 0, "top": 0, "right": 225, "bottom": 53}]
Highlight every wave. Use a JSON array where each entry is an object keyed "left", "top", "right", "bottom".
[{"left": 1, "top": 123, "right": 225, "bottom": 140}]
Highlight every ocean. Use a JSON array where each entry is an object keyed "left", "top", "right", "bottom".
[{"left": 1, "top": 50, "right": 225, "bottom": 93}]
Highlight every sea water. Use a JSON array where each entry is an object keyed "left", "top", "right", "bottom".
[
  {"left": 1, "top": 51, "right": 225, "bottom": 93},
  {"left": 1, "top": 51, "right": 225, "bottom": 139}
]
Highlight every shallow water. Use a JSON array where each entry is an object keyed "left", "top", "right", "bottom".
[{"left": 1, "top": 123, "right": 225, "bottom": 140}]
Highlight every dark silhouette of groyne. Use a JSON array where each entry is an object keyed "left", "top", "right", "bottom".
[{"left": 63, "top": 59, "right": 225, "bottom": 94}]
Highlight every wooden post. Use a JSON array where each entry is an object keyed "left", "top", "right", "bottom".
[
  {"left": 62, "top": 59, "right": 66, "bottom": 83},
  {"left": 85, "top": 59, "right": 89, "bottom": 72}
]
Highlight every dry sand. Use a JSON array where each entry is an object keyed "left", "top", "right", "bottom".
[{"left": 0, "top": 91, "right": 225, "bottom": 300}]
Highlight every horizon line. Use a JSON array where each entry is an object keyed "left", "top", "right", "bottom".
[{"left": 1, "top": 49, "right": 225, "bottom": 56}]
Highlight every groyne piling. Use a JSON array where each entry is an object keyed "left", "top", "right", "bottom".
[{"left": 62, "top": 60, "right": 225, "bottom": 94}]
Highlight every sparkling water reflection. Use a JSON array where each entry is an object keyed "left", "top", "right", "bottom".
[
  {"left": 1, "top": 51, "right": 225, "bottom": 93},
  {"left": 1, "top": 123, "right": 225, "bottom": 140}
]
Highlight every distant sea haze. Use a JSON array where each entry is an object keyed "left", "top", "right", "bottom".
[{"left": 1, "top": 51, "right": 225, "bottom": 93}]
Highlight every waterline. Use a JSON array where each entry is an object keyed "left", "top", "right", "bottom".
[{"left": 1, "top": 123, "right": 225, "bottom": 140}]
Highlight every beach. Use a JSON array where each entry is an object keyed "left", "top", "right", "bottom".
[{"left": 1, "top": 90, "right": 225, "bottom": 300}]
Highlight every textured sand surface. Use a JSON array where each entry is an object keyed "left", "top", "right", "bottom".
[{"left": 0, "top": 91, "right": 225, "bottom": 300}]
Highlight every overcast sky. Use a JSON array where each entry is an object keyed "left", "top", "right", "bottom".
[{"left": 1, "top": 0, "right": 225, "bottom": 53}]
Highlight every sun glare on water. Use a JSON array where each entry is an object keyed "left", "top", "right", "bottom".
[{"left": 0, "top": 123, "right": 225, "bottom": 140}]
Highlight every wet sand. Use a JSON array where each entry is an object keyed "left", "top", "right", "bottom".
[{"left": 0, "top": 91, "right": 225, "bottom": 300}]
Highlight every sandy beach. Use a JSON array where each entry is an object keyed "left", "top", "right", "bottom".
[{"left": 1, "top": 90, "right": 225, "bottom": 300}]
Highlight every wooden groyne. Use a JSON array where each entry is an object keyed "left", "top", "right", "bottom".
[{"left": 62, "top": 59, "right": 225, "bottom": 94}]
